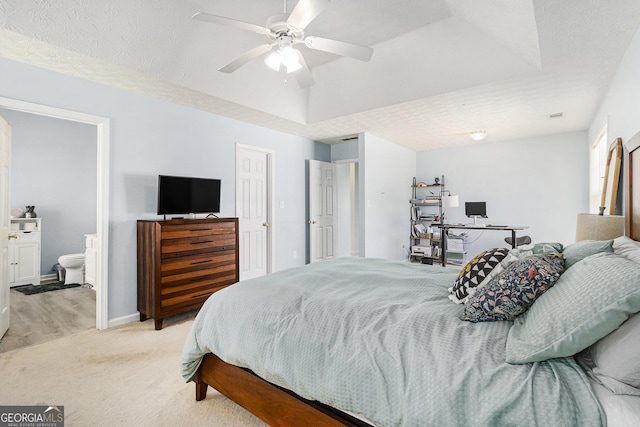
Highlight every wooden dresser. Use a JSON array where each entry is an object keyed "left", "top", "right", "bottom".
[{"left": 137, "top": 217, "right": 239, "bottom": 330}]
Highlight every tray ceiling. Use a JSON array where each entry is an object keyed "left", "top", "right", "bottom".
[{"left": 0, "top": 0, "right": 639, "bottom": 150}]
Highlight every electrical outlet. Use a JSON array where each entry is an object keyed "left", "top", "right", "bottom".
[{"left": 293, "top": 250, "right": 298, "bottom": 259}]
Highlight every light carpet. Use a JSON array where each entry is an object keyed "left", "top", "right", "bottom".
[{"left": 0, "top": 315, "right": 267, "bottom": 426}]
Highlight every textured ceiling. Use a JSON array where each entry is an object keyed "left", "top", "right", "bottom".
[{"left": 0, "top": 0, "right": 639, "bottom": 150}]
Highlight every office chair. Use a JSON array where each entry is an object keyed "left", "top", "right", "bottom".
[{"left": 504, "top": 236, "right": 532, "bottom": 247}]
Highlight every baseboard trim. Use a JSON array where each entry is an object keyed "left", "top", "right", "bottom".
[{"left": 107, "top": 313, "right": 138, "bottom": 329}]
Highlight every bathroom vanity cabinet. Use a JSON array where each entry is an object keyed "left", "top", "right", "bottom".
[
  {"left": 136, "top": 217, "right": 239, "bottom": 330},
  {"left": 9, "top": 218, "right": 42, "bottom": 287}
]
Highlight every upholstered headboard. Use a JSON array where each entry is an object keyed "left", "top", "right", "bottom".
[{"left": 624, "top": 131, "right": 640, "bottom": 241}]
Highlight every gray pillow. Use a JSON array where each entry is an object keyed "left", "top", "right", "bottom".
[
  {"left": 562, "top": 239, "right": 613, "bottom": 270},
  {"left": 506, "top": 252, "right": 640, "bottom": 364},
  {"left": 516, "top": 242, "right": 563, "bottom": 257}
]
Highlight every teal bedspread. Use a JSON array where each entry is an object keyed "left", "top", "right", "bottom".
[{"left": 181, "top": 257, "right": 604, "bottom": 426}]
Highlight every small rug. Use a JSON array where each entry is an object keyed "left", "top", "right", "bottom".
[{"left": 14, "top": 282, "right": 82, "bottom": 295}]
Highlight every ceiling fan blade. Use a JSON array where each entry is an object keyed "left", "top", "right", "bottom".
[
  {"left": 192, "top": 12, "right": 271, "bottom": 35},
  {"left": 219, "top": 44, "right": 275, "bottom": 73},
  {"left": 287, "top": 0, "right": 330, "bottom": 30},
  {"left": 294, "top": 53, "right": 315, "bottom": 88},
  {"left": 304, "top": 36, "right": 373, "bottom": 62}
]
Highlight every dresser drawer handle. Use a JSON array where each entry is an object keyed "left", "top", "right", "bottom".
[
  {"left": 191, "top": 259, "right": 213, "bottom": 265},
  {"left": 190, "top": 240, "right": 213, "bottom": 245},
  {"left": 191, "top": 292, "right": 211, "bottom": 299}
]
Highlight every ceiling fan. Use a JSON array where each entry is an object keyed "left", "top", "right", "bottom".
[{"left": 192, "top": 0, "right": 374, "bottom": 88}]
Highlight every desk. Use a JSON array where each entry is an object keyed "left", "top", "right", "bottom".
[{"left": 437, "top": 224, "right": 529, "bottom": 267}]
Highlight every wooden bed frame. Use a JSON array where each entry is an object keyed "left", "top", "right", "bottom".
[
  {"left": 195, "top": 354, "right": 364, "bottom": 426},
  {"left": 193, "top": 131, "right": 640, "bottom": 426}
]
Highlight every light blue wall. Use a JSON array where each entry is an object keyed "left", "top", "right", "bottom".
[
  {"left": 0, "top": 57, "right": 329, "bottom": 321},
  {"left": 331, "top": 139, "right": 359, "bottom": 161},
  {"left": 0, "top": 109, "right": 97, "bottom": 274},
  {"left": 416, "top": 132, "right": 588, "bottom": 258}
]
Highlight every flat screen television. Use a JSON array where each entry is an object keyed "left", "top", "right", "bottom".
[
  {"left": 465, "top": 202, "right": 487, "bottom": 218},
  {"left": 157, "top": 175, "right": 221, "bottom": 216}
]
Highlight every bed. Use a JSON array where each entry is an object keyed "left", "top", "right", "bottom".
[{"left": 181, "top": 133, "right": 640, "bottom": 427}]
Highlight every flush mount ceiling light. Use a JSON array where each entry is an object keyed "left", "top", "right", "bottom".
[{"left": 470, "top": 130, "right": 487, "bottom": 141}]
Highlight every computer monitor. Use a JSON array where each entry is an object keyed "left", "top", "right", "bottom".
[{"left": 465, "top": 202, "right": 487, "bottom": 224}]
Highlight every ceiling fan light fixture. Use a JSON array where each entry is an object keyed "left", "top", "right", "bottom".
[
  {"left": 264, "top": 50, "right": 282, "bottom": 71},
  {"left": 470, "top": 130, "right": 487, "bottom": 141},
  {"left": 264, "top": 45, "right": 302, "bottom": 73},
  {"left": 285, "top": 61, "right": 302, "bottom": 73},
  {"left": 281, "top": 46, "right": 302, "bottom": 73}
]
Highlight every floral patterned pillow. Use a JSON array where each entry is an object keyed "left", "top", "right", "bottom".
[{"left": 461, "top": 254, "right": 565, "bottom": 323}]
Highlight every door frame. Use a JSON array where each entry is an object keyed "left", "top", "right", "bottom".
[
  {"left": 0, "top": 96, "right": 110, "bottom": 330},
  {"left": 334, "top": 158, "right": 359, "bottom": 257},
  {"left": 235, "top": 143, "right": 274, "bottom": 277}
]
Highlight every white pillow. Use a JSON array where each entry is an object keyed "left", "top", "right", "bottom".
[{"left": 587, "top": 311, "right": 640, "bottom": 395}]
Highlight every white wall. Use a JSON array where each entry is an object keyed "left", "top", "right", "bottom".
[
  {"left": 336, "top": 162, "right": 352, "bottom": 257},
  {"left": 0, "top": 57, "right": 330, "bottom": 321},
  {"left": 416, "top": 132, "right": 588, "bottom": 257},
  {"left": 589, "top": 24, "right": 640, "bottom": 145},
  {"left": 332, "top": 140, "right": 360, "bottom": 258},
  {"left": 359, "top": 133, "right": 416, "bottom": 260},
  {"left": 1, "top": 109, "right": 97, "bottom": 274}
]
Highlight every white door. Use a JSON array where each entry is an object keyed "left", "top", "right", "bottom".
[
  {"left": 236, "top": 145, "right": 271, "bottom": 280},
  {"left": 0, "top": 115, "right": 11, "bottom": 338},
  {"left": 309, "top": 160, "right": 337, "bottom": 263}
]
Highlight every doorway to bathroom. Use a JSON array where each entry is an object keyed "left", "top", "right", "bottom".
[{"left": 0, "top": 97, "right": 110, "bottom": 352}]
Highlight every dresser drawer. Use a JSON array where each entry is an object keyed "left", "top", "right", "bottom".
[
  {"left": 161, "top": 250, "right": 236, "bottom": 276},
  {"left": 160, "top": 275, "right": 236, "bottom": 314},
  {"left": 161, "top": 221, "right": 236, "bottom": 240},
  {"left": 161, "top": 258, "right": 237, "bottom": 286},
  {"left": 161, "top": 234, "right": 236, "bottom": 257},
  {"left": 159, "top": 291, "right": 214, "bottom": 316},
  {"left": 16, "top": 231, "right": 40, "bottom": 243}
]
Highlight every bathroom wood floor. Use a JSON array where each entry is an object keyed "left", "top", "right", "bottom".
[{"left": 0, "top": 285, "right": 95, "bottom": 353}]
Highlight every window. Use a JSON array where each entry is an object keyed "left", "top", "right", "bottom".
[{"left": 589, "top": 127, "right": 608, "bottom": 213}]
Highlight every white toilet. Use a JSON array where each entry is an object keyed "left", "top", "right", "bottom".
[{"left": 58, "top": 253, "right": 85, "bottom": 285}]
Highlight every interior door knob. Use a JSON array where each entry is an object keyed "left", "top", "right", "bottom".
[
  {"left": 262, "top": 222, "right": 269, "bottom": 227},
  {"left": 309, "top": 220, "right": 317, "bottom": 224},
  {"left": 8, "top": 233, "right": 17, "bottom": 239}
]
